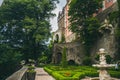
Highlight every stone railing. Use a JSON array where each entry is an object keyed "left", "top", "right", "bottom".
[{"left": 6, "top": 66, "right": 28, "bottom": 80}]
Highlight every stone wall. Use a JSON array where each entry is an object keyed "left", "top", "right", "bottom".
[
  {"left": 91, "top": 2, "right": 118, "bottom": 60},
  {"left": 6, "top": 66, "right": 28, "bottom": 80},
  {"left": 91, "top": 32, "right": 118, "bottom": 60},
  {"left": 53, "top": 30, "right": 62, "bottom": 42},
  {"left": 52, "top": 2, "right": 118, "bottom": 65},
  {"left": 52, "top": 42, "right": 85, "bottom": 64}
]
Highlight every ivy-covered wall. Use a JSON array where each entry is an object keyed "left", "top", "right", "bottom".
[{"left": 91, "top": 2, "right": 119, "bottom": 61}]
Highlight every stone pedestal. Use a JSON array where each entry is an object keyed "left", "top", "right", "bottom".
[{"left": 99, "top": 69, "right": 110, "bottom": 80}]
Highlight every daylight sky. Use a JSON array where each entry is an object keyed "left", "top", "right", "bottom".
[
  {"left": 0, "top": 0, "right": 66, "bottom": 32},
  {"left": 50, "top": 0, "right": 66, "bottom": 32},
  {"left": 0, "top": 0, "right": 3, "bottom": 5}
]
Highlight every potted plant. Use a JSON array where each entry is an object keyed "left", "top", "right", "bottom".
[{"left": 27, "top": 65, "right": 36, "bottom": 80}]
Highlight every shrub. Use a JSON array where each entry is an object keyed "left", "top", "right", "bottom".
[
  {"left": 109, "top": 71, "right": 120, "bottom": 78},
  {"left": 95, "top": 54, "right": 99, "bottom": 61},
  {"left": 63, "top": 72, "right": 72, "bottom": 77},
  {"left": 44, "top": 65, "right": 120, "bottom": 80},
  {"left": 95, "top": 55, "right": 113, "bottom": 64},
  {"left": 44, "top": 67, "right": 53, "bottom": 75},
  {"left": 85, "top": 71, "right": 98, "bottom": 77},
  {"left": 27, "top": 66, "right": 35, "bottom": 73},
  {"left": 52, "top": 72, "right": 64, "bottom": 80},
  {"left": 105, "top": 55, "right": 112, "bottom": 64},
  {"left": 75, "top": 73, "right": 85, "bottom": 79},
  {"left": 82, "top": 57, "right": 92, "bottom": 66},
  {"left": 68, "top": 60, "right": 76, "bottom": 65},
  {"left": 28, "top": 66, "right": 35, "bottom": 70},
  {"left": 60, "top": 34, "right": 65, "bottom": 43},
  {"left": 61, "top": 47, "right": 67, "bottom": 68},
  {"left": 52, "top": 72, "right": 79, "bottom": 80}
]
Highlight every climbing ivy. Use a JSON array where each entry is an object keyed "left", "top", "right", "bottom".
[
  {"left": 60, "top": 34, "right": 65, "bottom": 43},
  {"left": 114, "top": 0, "right": 120, "bottom": 60},
  {"left": 80, "top": 17, "right": 101, "bottom": 56},
  {"left": 68, "top": 0, "right": 102, "bottom": 56}
]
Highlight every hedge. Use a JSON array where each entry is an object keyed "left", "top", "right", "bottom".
[
  {"left": 44, "top": 66, "right": 120, "bottom": 80},
  {"left": 109, "top": 71, "right": 120, "bottom": 78}
]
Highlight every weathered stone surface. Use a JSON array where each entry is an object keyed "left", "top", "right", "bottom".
[
  {"left": 91, "top": 2, "right": 118, "bottom": 60},
  {"left": 6, "top": 66, "right": 28, "bottom": 80},
  {"left": 52, "top": 42, "right": 85, "bottom": 64},
  {"left": 96, "top": 2, "right": 118, "bottom": 22},
  {"left": 52, "top": 2, "right": 119, "bottom": 64}
]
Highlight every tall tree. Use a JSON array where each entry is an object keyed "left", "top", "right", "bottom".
[
  {"left": 68, "top": 0, "right": 102, "bottom": 55},
  {"left": 0, "top": 0, "right": 58, "bottom": 79},
  {"left": 0, "top": 0, "right": 58, "bottom": 60}
]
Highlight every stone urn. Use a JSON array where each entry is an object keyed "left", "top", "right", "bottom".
[
  {"left": 27, "top": 66, "right": 36, "bottom": 80},
  {"left": 27, "top": 71, "right": 36, "bottom": 80}
]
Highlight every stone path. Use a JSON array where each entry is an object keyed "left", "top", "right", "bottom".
[{"left": 35, "top": 68, "right": 55, "bottom": 80}]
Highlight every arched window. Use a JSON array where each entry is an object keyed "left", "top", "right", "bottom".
[
  {"left": 54, "top": 34, "right": 59, "bottom": 43},
  {"left": 57, "top": 52, "right": 62, "bottom": 64}
]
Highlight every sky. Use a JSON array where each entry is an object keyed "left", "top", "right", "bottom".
[
  {"left": 0, "top": 0, "right": 66, "bottom": 32},
  {"left": 0, "top": 0, "right": 3, "bottom": 5},
  {"left": 50, "top": 0, "right": 66, "bottom": 32}
]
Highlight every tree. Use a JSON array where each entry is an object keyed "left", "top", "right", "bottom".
[
  {"left": 0, "top": 0, "right": 58, "bottom": 61},
  {"left": 0, "top": 0, "right": 58, "bottom": 79},
  {"left": 69, "top": 0, "right": 102, "bottom": 32},
  {"left": 0, "top": 44, "right": 22, "bottom": 80},
  {"left": 61, "top": 47, "right": 67, "bottom": 68},
  {"left": 69, "top": 0, "right": 102, "bottom": 55}
]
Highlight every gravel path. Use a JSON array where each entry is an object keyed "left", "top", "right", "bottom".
[{"left": 35, "top": 68, "right": 55, "bottom": 80}]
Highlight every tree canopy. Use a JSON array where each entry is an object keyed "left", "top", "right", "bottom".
[
  {"left": 0, "top": 0, "right": 58, "bottom": 79},
  {"left": 69, "top": 0, "right": 102, "bottom": 33},
  {"left": 69, "top": 0, "right": 102, "bottom": 55},
  {"left": 0, "top": 0, "right": 58, "bottom": 60}
]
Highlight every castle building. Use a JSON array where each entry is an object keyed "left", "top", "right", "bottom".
[
  {"left": 53, "top": 0, "right": 116, "bottom": 43},
  {"left": 52, "top": 0, "right": 117, "bottom": 64},
  {"left": 53, "top": 0, "right": 75, "bottom": 43}
]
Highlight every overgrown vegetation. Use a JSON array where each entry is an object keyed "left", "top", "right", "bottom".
[
  {"left": 61, "top": 34, "right": 65, "bottom": 43},
  {"left": 82, "top": 57, "right": 92, "bottom": 66},
  {"left": 114, "top": 0, "right": 120, "bottom": 60},
  {"left": 95, "top": 54, "right": 113, "bottom": 64},
  {"left": 108, "top": 0, "right": 120, "bottom": 60},
  {"left": 69, "top": 0, "right": 102, "bottom": 56},
  {"left": 0, "top": 44, "right": 22, "bottom": 80}
]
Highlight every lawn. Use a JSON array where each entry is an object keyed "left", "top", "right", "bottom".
[{"left": 44, "top": 65, "right": 120, "bottom": 80}]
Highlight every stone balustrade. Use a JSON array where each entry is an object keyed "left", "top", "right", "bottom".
[{"left": 6, "top": 66, "right": 28, "bottom": 80}]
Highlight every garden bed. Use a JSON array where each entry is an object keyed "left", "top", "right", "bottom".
[{"left": 44, "top": 65, "right": 120, "bottom": 80}]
